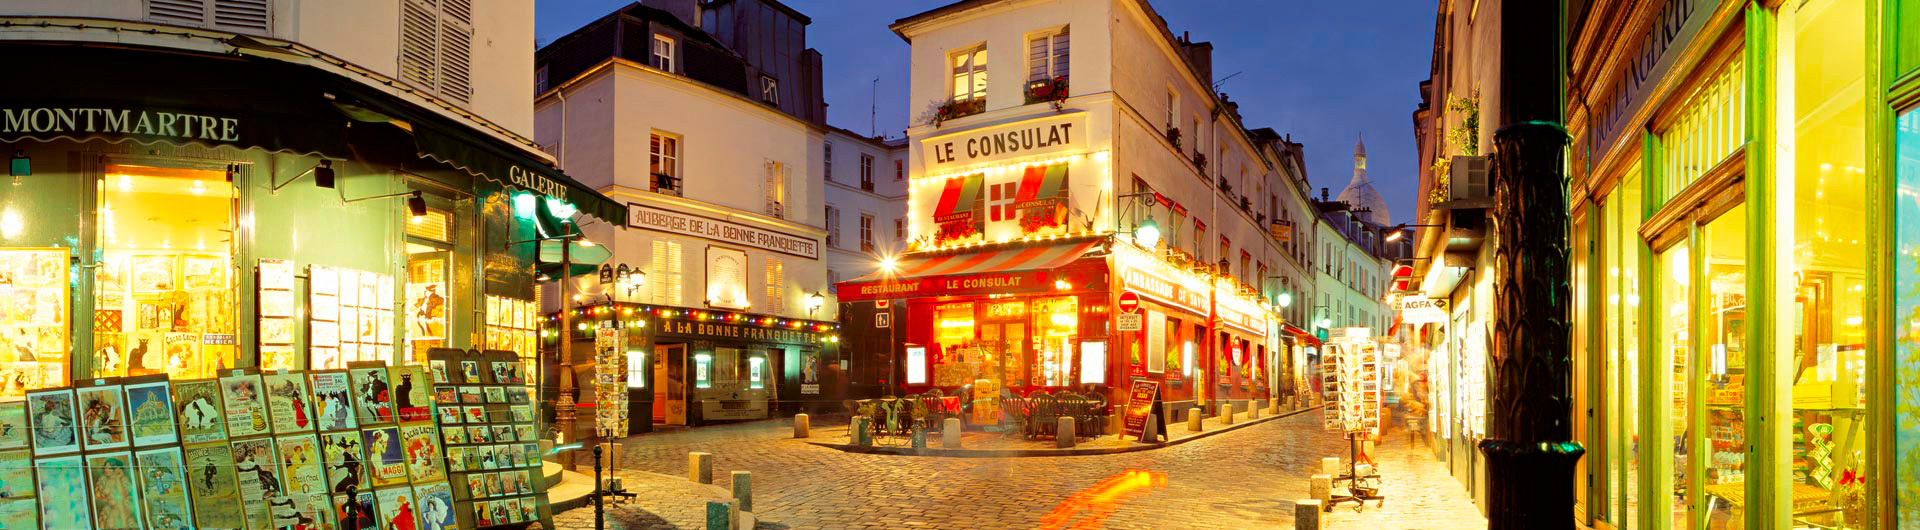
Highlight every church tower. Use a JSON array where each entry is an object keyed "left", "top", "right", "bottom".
[{"left": 1337, "top": 133, "right": 1392, "bottom": 225}]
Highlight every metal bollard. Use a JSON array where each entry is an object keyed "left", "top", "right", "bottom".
[
  {"left": 594, "top": 445, "right": 604, "bottom": 530},
  {"left": 793, "top": 413, "right": 810, "bottom": 438},
  {"left": 689, "top": 452, "right": 713, "bottom": 484}
]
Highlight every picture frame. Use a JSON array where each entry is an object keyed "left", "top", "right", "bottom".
[
  {"left": 123, "top": 377, "right": 178, "bottom": 447},
  {"left": 348, "top": 363, "right": 395, "bottom": 425},
  {"left": 264, "top": 371, "right": 317, "bottom": 433},
  {"left": 133, "top": 446, "right": 193, "bottom": 530},
  {"left": 25, "top": 388, "right": 80, "bottom": 454},
  {"left": 34, "top": 453, "right": 90, "bottom": 530},
  {"left": 219, "top": 372, "right": 271, "bottom": 438},
  {"left": 75, "top": 380, "right": 131, "bottom": 451},
  {"left": 320, "top": 430, "right": 366, "bottom": 496},
  {"left": 184, "top": 444, "right": 246, "bottom": 528},
  {"left": 362, "top": 426, "right": 408, "bottom": 488},
  {"left": 84, "top": 451, "right": 142, "bottom": 529},
  {"left": 309, "top": 370, "right": 357, "bottom": 432}
]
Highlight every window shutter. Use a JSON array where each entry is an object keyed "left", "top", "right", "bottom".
[
  {"left": 148, "top": 0, "right": 208, "bottom": 27},
  {"left": 764, "top": 160, "right": 779, "bottom": 216},
  {"left": 1028, "top": 36, "right": 1047, "bottom": 82},
  {"left": 437, "top": 0, "right": 474, "bottom": 104},
  {"left": 399, "top": 0, "right": 440, "bottom": 92},
  {"left": 766, "top": 259, "right": 784, "bottom": 315},
  {"left": 211, "top": 0, "right": 270, "bottom": 33}
]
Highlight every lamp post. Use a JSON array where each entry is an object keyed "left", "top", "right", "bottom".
[{"left": 509, "top": 230, "right": 589, "bottom": 464}]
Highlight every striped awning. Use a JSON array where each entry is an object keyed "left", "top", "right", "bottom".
[{"left": 848, "top": 239, "right": 1100, "bottom": 283}]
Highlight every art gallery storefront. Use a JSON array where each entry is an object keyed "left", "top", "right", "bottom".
[{"left": 0, "top": 41, "right": 623, "bottom": 394}]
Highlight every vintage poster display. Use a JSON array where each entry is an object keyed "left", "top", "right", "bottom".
[
  {"left": 0, "top": 450, "right": 30, "bottom": 499},
  {"left": 25, "top": 387, "right": 79, "bottom": 454},
  {"left": 375, "top": 486, "right": 417, "bottom": 530},
  {"left": 309, "top": 266, "right": 396, "bottom": 369},
  {"left": 77, "top": 381, "right": 131, "bottom": 451},
  {"left": 184, "top": 444, "right": 246, "bottom": 528},
  {"left": 220, "top": 372, "right": 271, "bottom": 437},
  {"left": 0, "top": 401, "right": 27, "bottom": 450},
  {"left": 321, "top": 430, "right": 366, "bottom": 495},
  {"left": 0, "top": 497, "right": 35, "bottom": 530},
  {"left": 265, "top": 371, "right": 316, "bottom": 433},
  {"left": 349, "top": 364, "right": 395, "bottom": 425},
  {"left": 124, "top": 378, "right": 178, "bottom": 447},
  {"left": 401, "top": 423, "right": 446, "bottom": 483},
  {"left": 85, "top": 451, "right": 143, "bottom": 530},
  {"left": 415, "top": 481, "right": 457, "bottom": 530},
  {"left": 277, "top": 433, "right": 328, "bottom": 498},
  {"left": 172, "top": 379, "right": 227, "bottom": 444},
  {"left": 427, "top": 348, "right": 552, "bottom": 528},
  {"left": 333, "top": 490, "right": 377, "bottom": 530},
  {"left": 311, "top": 370, "right": 357, "bottom": 432},
  {"left": 231, "top": 436, "right": 283, "bottom": 529},
  {"left": 258, "top": 258, "right": 298, "bottom": 371},
  {"left": 134, "top": 446, "right": 193, "bottom": 530},
  {"left": 0, "top": 248, "right": 72, "bottom": 396},
  {"left": 363, "top": 426, "right": 409, "bottom": 488},
  {"left": 34, "top": 453, "right": 89, "bottom": 530},
  {"left": 392, "top": 364, "right": 431, "bottom": 423}
]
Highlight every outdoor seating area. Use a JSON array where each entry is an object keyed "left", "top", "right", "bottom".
[
  {"left": 841, "top": 386, "right": 1119, "bottom": 447},
  {"left": 997, "top": 389, "right": 1109, "bottom": 440},
  {"left": 841, "top": 385, "right": 974, "bottom": 447}
]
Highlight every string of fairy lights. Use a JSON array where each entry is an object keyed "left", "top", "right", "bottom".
[{"left": 540, "top": 304, "right": 842, "bottom": 344}]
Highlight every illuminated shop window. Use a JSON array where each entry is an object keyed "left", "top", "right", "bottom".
[
  {"left": 627, "top": 349, "right": 647, "bottom": 389},
  {"left": 749, "top": 355, "right": 765, "bottom": 389},
  {"left": 693, "top": 353, "right": 712, "bottom": 389},
  {"left": 92, "top": 164, "right": 238, "bottom": 382}
]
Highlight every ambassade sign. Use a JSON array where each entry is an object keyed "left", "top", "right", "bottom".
[{"left": 628, "top": 203, "right": 819, "bottom": 259}]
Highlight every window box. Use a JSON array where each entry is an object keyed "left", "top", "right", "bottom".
[
  {"left": 1165, "top": 127, "right": 1182, "bottom": 149},
  {"left": 930, "top": 99, "right": 986, "bottom": 127},
  {"left": 1024, "top": 75, "right": 1069, "bottom": 109}
]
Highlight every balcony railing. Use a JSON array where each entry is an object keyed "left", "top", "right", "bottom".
[{"left": 652, "top": 173, "right": 683, "bottom": 196}]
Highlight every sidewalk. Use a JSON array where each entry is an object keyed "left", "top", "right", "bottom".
[
  {"left": 549, "top": 467, "right": 739, "bottom": 530},
  {"left": 1320, "top": 434, "right": 1487, "bottom": 529}
]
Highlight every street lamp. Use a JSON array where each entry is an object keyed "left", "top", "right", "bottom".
[
  {"left": 806, "top": 292, "right": 825, "bottom": 316},
  {"left": 1383, "top": 223, "right": 1444, "bottom": 242},
  {"left": 1134, "top": 215, "right": 1161, "bottom": 247}
]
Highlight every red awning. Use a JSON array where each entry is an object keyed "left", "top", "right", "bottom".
[{"left": 837, "top": 239, "right": 1101, "bottom": 301}]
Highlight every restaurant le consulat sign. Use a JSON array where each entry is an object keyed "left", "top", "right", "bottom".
[
  {"left": 922, "top": 112, "right": 1088, "bottom": 171},
  {"left": 628, "top": 203, "right": 819, "bottom": 259}
]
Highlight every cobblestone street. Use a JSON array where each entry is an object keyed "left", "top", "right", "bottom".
[{"left": 556, "top": 410, "right": 1486, "bottom": 529}]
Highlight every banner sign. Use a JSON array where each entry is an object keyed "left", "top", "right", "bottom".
[
  {"left": 837, "top": 270, "right": 1049, "bottom": 302},
  {"left": 1118, "top": 265, "right": 1207, "bottom": 316},
  {"left": 1396, "top": 295, "right": 1449, "bottom": 324},
  {"left": 922, "top": 112, "right": 1087, "bottom": 171},
  {"left": 628, "top": 203, "right": 819, "bottom": 259},
  {"left": 1123, "top": 379, "right": 1162, "bottom": 439}
]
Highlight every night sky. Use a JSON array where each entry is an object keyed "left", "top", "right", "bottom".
[{"left": 535, "top": 0, "right": 1436, "bottom": 225}]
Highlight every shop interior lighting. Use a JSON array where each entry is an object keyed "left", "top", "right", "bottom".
[
  {"left": 8, "top": 150, "right": 27, "bottom": 185},
  {"left": 274, "top": 160, "right": 336, "bottom": 191}
]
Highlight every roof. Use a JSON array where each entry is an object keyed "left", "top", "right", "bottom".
[
  {"left": 704, "top": 0, "right": 812, "bottom": 25},
  {"left": 536, "top": 2, "right": 732, "bottom": 61}
]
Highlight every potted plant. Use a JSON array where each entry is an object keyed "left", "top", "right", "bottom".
[
  {"left": 1025, "top": 75, "right": 1069, "bottom": 110},
  {"left": 1165, "top": 127, "right": 1182, "bottom": 149},
  {"left": 1193, "top": 152, "right": 1208, "bottom": 172}
]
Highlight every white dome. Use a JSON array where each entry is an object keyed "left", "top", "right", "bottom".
[{"left": 1338, "top": 133, "right": 1391, "bottom": 225}]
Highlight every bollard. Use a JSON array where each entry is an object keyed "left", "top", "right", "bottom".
[
  {"left": 1309, "top": 474, "right": 1332, "bottom": 503},
  {"left": 729, "top": 499, "right": 743, "bottom": 530},
  {"left": 1271, "top": 399, "right": 1281, "bottom": 415},
  {"left": 793, "top": 413, "right": 810, "bottom": 438},
  {"left": 1294, "top": 499, "right": 1324, "bottom": 529},
  {"left": 731, "top": 470, "right": 752, "bottom": 512},
  {"left": 705, "top": 501, "right": 729, "bottom": 530},
  {"left": 1187, "top": 407, "right": 1203, "bottom": 433},
  {"left": 1141, "top": 413, "right": 1160, "bottom": 443},
  {"left": 1320, "top": 456, "right": 1342, "bottom": 476},
  {"left": 1055, "top": 416, "right": 1076, "bottom": 448},
  {"left": 1221, "top": 403, "right": 1235, "bottom": 425},
  {"left": 689, "top": 452, "right": 712, "bottom": 484},
  {"left": 1249, "top": 402, "right": 1261, "bottom": 419},
  {"left": 942, "top": 418, "right": 962, "bottom": 448},
  {"left": 911, "top": 427, "right": 927, "bottom": 448}
]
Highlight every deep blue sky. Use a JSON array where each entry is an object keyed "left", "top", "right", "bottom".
[{"left": 535, "top": 1, "right": 1435, "bottom": 225}]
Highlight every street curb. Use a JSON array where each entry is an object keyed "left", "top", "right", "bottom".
[{"left": 805, "top": 405, "right": 1323, "bottom": 457}]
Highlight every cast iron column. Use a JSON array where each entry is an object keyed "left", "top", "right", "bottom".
[{"left": 1476, "top": 0, "right": 1584, "bottom": 528}]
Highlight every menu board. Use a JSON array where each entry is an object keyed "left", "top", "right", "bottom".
[
  {"left": 483, "top": 295, "right": 538, "bottom": 388},
  {"left": 259, "top": 259, "right": 298, "bottom": 371},
  {"left": 310, "top": 265, "right": 396, "bottom": 369},
  {"left": 427, "top": 348, "right": 549, "bottom": 529},
  {"left": 1122, "top": 379, "right": 1161, "bottom": 440},
  {"left": 0, "top": 248, "right": 69, "bottom": 395},
  {"left": 594, "top": 326, "right": 629, "bottom": 437}
]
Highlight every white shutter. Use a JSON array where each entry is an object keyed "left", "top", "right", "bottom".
[
  {"left": 651, "top": 240, "right": 684, "bottom": 306},
  {"left": 765, "top": 259, "right": 784, "bottom": 316},
  {"left": 211, "top": 0, "right": 270, "bottom": 33},
  {"left": 436, "top": 0, "right": 474, "bottom": 104},
  {"left": 148, "top": 0, "right": 208, "bottom": 27},
  {"left": 399, "top": 0, "right": 440, "bottom": 92},
  {"left": 764, "top": 160, "right": 780, "bottom": 217}
]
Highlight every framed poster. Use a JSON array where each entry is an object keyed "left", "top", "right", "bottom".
[
  {"left": 0, "top": 449, "right": 31, "bottom": 499},
  {"left": 333, "top": 490, "right": 377, "bottom": 530},
  {"left": 84, "top": 451, "right": 142, "bottom": 530},
  {"left": 0, "top": 497, "right": 34, "bottom": 530},
  {"left": 171, "top": 379, "right": 226, "bottom": 444},
  {"left": 133, "top": 446, "right": 192, "bottom": 530},
  {"left": 25, "top": 388, "right": 79, "bottom": 454},
  {"left": 276, "top": 433, "right": 327, "bottom": 497},
  {"left": 415, "top": 481, "right": 457, "bottom": 530},
  {"left": 184, "top": 444, "right": 245, "bottom": 529},
  {"left": 0, "top": 401, "right": 27, "bottom": 450},
  {"left": 362, "top": 426, "right": 408, "bottom": 488},
  {"left": 392, "top": 364, "right": 430, "bottom": 423},
  {"left": 375, "top": 486, "right": 416, "bottom": 530},
  {"left": 123, "top": 378, "right": 178, "bottom": 447},
  {"left": 349, "top": 364, "right": 394, "bottom": 425},
  {"left": 321, "top": 430, "right": 365, "bottom": 495},
  {"left": 264, "top": 372, "right": 316, "bottom": 433},
  {"left": 33, "top": 453, "right": 89, "bottom": 530},
  {"left": 401, "top": 423, "right": 446, "bottom": 483},
  {"left": 310, "top": 370, "right": 357, "bottom": 432},
  {"left": 219, "top": 372, "right": 271, "bottom": 437},
  {"left": 230, "top": 436, "right": 282, "bottom": 529},
  {"left": 131, "top": 254, "right": 175, "bottom": 293},
  {"left": 75, "top": 381, "right": 130, "bottom": 451}
]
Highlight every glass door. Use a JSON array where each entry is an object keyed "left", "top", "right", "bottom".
[
  {"left": 1702, "top": 206, "right": 1748, "bottom": 529},
  {"left": 1657, "top": 240, "right": 1693, "bottom": 529}
]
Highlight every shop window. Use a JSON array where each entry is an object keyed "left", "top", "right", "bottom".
[
  {"left": 1701, "top": 206, "right": 1747, "bottom": 528},
  {"left": 1147, "top": 311, "right": 1167, "bottom": 374},
  {"left": 627, "top": 348, "right": 647, "bottom": 389},
  {"left": 1161, "top": 315, "right": 1179, "bottom": 377},
  {"left": 1655, "top": 239, "right": 1691, "bottom": 527},
  {"left": 485, "top": 295, "right": 537, "bottom": 383},
  {"left": 0, "top": 247, "right": 69, "bottom": 394},
  {"left": 1602, "top": 168, "right": 1645, "bottom": 528},
  {"left": 405, "top": 203, "right": 452, "bottom": 363},
  {"left": 1032, "top": 296, "right": 1078, "bottom": 387},
  {"left": 748, "top": 354, "right": 766, "bottom": 389},
  {"left": 92, "top": 164, "right": 237, "bottom": 381},
  {"left": 651, "top": 241, "right": 683, "bottom": 305},
  {"left": 693, "top": 352, "right": 712, "bottom": 389},
  {"left": 1655, "top": 55, "right": 1744, "bottom": 205},
  {"left": 931, "top": 302, "right": 976, "bottom": 386},
  {"left": 1893, "top": 106, "right": 1920, "bottom": 526}
]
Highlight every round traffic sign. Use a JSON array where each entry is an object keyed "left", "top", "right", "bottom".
[{"left": 1117, "top": 291, "right": 1141, "bottom": 314}]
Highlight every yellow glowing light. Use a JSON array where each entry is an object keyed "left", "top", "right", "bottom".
[
  {"left": 880, "top": 256, "right": 898, "bottom": 273},
  {"left": 578, "top": 239, "right": 596, "bottom": 248},
  {"left": 938, "top": 320, "right": 976, "bottom": 328},
  {"left": 118, "top": 174, "right": 132, "bottom": 191}
]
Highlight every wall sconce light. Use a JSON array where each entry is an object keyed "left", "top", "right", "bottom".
[
  {"left": 806, "top": 292, "right": 825, "bottom": 315},
  {"left": 406, "top": 191, "right": 427, "bottom": 219},
  {"left": 10, "top": 150, "right": 29, "bottom": 186},
  {"left": 272, "top": 159, "right": 336, "bottom": 191}
]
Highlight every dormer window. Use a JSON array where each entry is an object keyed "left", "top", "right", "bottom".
[
  {"left": 652, "top": 35, "right": 676, "bottom": 73},
  {"left": 760, "top": 75, "right": 780, "bottom": 105}
]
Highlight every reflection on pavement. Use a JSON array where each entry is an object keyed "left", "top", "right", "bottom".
[{"left": 1036, "top": 469, "right": 1167, "bottom": 530}]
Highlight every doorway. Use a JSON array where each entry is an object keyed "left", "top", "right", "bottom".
[
  {"left": 653, "top": 343, "right": 686, "bottom": 425},
  {"left": 978, "top": 322, "right": 1026, "bottom": 392}
]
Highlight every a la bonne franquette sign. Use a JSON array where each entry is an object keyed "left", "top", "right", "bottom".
[
  {"left": 628, "top": 203, "right": 819, "bottom": 259},
  {"left": 923, "top": 113, "right": 1088, "bottom": 170}
]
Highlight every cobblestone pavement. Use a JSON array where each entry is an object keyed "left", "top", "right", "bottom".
[{"left": 556, "top": 411, "right": 1487, "bottom": 529}]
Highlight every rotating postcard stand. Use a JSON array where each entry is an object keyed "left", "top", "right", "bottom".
[{"left": 1320, "top": 334, "right": 1385, "bottom": 511}]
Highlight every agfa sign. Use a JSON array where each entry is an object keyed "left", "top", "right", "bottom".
[{"left": 1397, "top": 295, "right": 1449, "bottom": 324}]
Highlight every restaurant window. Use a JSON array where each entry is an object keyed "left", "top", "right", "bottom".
[
  {"left": 764, "top": 258, "right": 784, "bottom": 315},
  {"left": 860, "top": 154, "right": 875, "bottom": 191},
  {"left": 1032, "top": 296, "right": 1077, "bottom": 387},
  {"left": 650, "top": 131, "right": 681, "bottom": 196},
  {"left": 651, "top": 240, "right": 683, "bottom": 305},
  {"left": 950, "top": 44, "right": 987, "bottom": 106},
  {"left": 91, "top": 163, "right": 237, "bottom": 381},
  {"left": 652, "top": 34, "right": 675, "bottom": 73},
  {"left": 825, "top": 205, "right": 840, "bottom": 248},
  {"left": 859, "top": 214, "right": 874, "bottom": 253}
]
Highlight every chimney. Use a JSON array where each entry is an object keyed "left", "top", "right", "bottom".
[
  {"left": 642, "top": 0, "right": 700, "bottom": 28},
  {"left": 1321, "top": 187, "right": 1329, "bottom": 201}
]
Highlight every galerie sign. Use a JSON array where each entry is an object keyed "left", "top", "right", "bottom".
[
  {"left": 923, "top": 113, "right": 1088, "bottom": 170},
  {"left": 1, "top": 106, "right": 240, "bottom": 142},
  {"left": 629, "top": 203, "right": 819, "bottom": 259}
]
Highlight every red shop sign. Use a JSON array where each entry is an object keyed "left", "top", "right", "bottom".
[{"left": 838, "top": 270, "right": 1050, "bottom": 302}]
